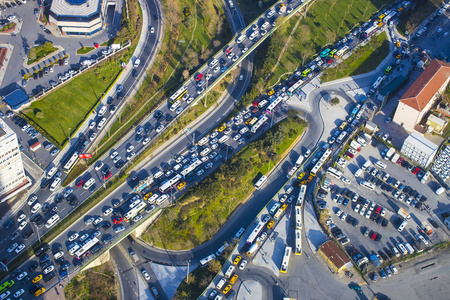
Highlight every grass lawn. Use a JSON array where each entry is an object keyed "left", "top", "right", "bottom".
[
  {"left": 27, "top": 46, "right": 58, "bottom": 65},
  {"left": 321, "top": 32, "right": 389, "bottom": 82},
  {"left": 23, "top": 63, "right": 123, "bottom": 147},
  {"left": 396, "top": 0, "right": 442, "bottom": 36},
  {"left": 76, "top": 46, "right": 95, "bottom": 55},
  {"left": 264, "top": 0, "right": 394, "bottom": 87},
  {"left": 142, "top": 116, "right": 308, "bottom": 250}
]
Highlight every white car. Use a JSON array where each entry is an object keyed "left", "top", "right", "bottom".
[
  {"left": 103, "top": 207, "right": 113, "bottom": 216},
  {"left": 110, "top": 151, "right": 119, "bottom": 159},
  {"left": 127, "top": 145, "right": 135, "bottom": 152},
  {"left": 335, "top": 209, "right": 343, "bottom": 217},
  {"left": 27, "top": 195, "right": 38, "bottom": 205},
  {"left": 113, "top": 155, "right": 121, "bottom": 163},
  {"left": 18, "top": 221, "right": 27, "bottom": 231},
  {"left": 141, "top": 269, "right": 151, "bottom": 280},
  {"left": 7, "top": 243, "right": 18, "bottom": 253},
  {"left": 15, "top": 244, "right": 25, "bottom": 254},
  {"left": 13, "top": 289, "right": 24, "bottom": 298},
  {"left": 304, "top": 150, "right": 311, "bottom": 157},
  {"left": 93, "top": 217, "right": 103, "bottom": 226},
  {"left": 196, "top": 169, "right": 204, "bottom": 176},
  {"left": 359, "top": 207, "right": 366, "bottom": 216},
  {"left": 17, "top": 213, "right": 26, "bottom": 223},
  {"left": 80, "top": 234, "right": 89, "bottom": 242},
  {"left": 31, "top": 202, "right": 41, "bottom": 214},
  {"left": 16, "top": 271, "right": 27, "bottom": 281},
  {"left": 69, "top": 233, "right": 79, "bottom": 241},
  {"left": 89, "top": 121, "right": 96, "bottom": 129},
  {"left": 353, "top": 204, "right": 361, "bottom": 213},
  {"left": 233, "top": 134, "right": 241, "bottom": 141},
  {"left": 156, "top": 125, "right": 165, "bottom": 133},
  {"left": 341, "top": 177, "right": 351, "bottom": 184},
  {"left": 143, "top": 137, "right": 150, "bottom": 145},
  {"left": 92, "top": 230, "right": 101, "bottom": 238},
  {"left": 0, "top": 291, "right": 10, "bottom": 300},
  {"left": 239, "top": 259, "right": 247, "bottom": 270},
  {"left": 127, "top": 152, "right": 135, "bottom": 160},
  {"left": 95, "top": 162, "right": 104, "bottom": 171},
  {"left": 43, "top": 265, "right": 54, "bottom": 275}
]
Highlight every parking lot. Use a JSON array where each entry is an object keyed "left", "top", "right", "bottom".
[{"left": 319, "top": 133, "right": 448, "bottom": 278}]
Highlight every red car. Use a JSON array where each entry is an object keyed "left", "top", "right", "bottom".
[
  {"left": 103, "top": 171, "right": 112, "bottom": 180},
  {"left": 76, "top": 179, "right": 85, "bottom": 188},
  {"left": 346, "top": 152, "right": 354, "bottom": 158},
  {"left": 195, "top": 73, "right": 203, "bottom": 81},
  {"left": 327, "top": 59, "right": 333, "bottom": 64},
  {"left": 375, "top": 206, "right": 382, "bottom": 214},
  {"left": 113, "top": 217, "right": 123, "bottom": 224},
  {"left": 412, "top": 167, "right": 420, "bottom": 175},
  {"left": 225, "top": 47, "right": 233, "bottom": 54},
  {"left": 397, "top": 158, "right": 404, "bottom": 164},
  {"left": 371, "top": 232, "right": 377, "bottom": 240}
]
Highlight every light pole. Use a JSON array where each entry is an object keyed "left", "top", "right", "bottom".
[
  {"left": 68, "top": 127, "right": 71, "bottom": 143},
  {"left": 186, "top": 260, "right": 191, "bottom": 283}
]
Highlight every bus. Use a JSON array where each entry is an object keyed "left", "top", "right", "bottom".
[
  {"left": 295, "top": 206, "right": 302, "bottom": 229},
  {"left": 199, "top": 254, "right": 216, "bottom": 267},
  {"left": 74, "top": 237, "right": 100, "bottom": 259},
  {"left": 364, "top": 25, "right": 379, "bottom": 37},
  {"left": 180, "top": 159, "right": 202, "bottom": 177},
  {"left": 369, "top": 76, "right": 384, "bottom": 93},
  {"left": 327, "top": 167, "right": 342, "bottom": 179},
  {"left": 159, "top": 174, "right": 183, "bottom": 193},
  {"left": 251, "top": 115, "right": 268, "bottom": 133},
  {"left": 0, "top": 280, "right": 14, "bottom": 294},
  {"left": 254, "top": 175, "right": 267, "bottom": 190},
  {"left": 246, "top": 220, "right": 266, "bottom": 244},
  {"left": 297, "top": 184, "right": 306, "bottom": 206},
  {"left": 320, "top": 48, "right": 331, "bottom": 58},
  {"left": 280, "top": 246, "right": 292, "bottom": 273},
  {"left": 123, "top": 201, "right": 147, "bottom": 221},
  {"left": 383, "top": 11, "right": 396, "bottom": 23},
  {"left": 266, "top": 97, "right": 282, "bottom": 113},
  {"left": 169, "top": 86, "right": 187, "bottom": 104},
  {"left": 310, "top": 161, "right": 322, "bottom": 176},
  {"left": 295, "top": 230, "right": 302, "bottom": 255},
  {"left": 335, "top": 45, "right": 349, "bottom": 57},
  {"left": 319, "top": 149, "right": 332, "bottom": 164},
  {"left": 287, "top": 78, "right": 304, "bottom": 96},
  {"left": 63, "top": 151, "right": 79, "bottom": 173},
  {"left": 45, "top": 214, "right": 60, "bottom": 228}
]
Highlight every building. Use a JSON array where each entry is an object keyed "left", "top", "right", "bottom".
[
  {"left": 49, "top": 0, "right": 107, "bottom": 36},
  {"left": 426, "top": 114, "right": 447, "bottom": 134},
  {"left": 0, "top": 119, "right": 31, "bottom": 202},
  {"left": 2, "top": 89, "right": 30, "bottom": 110},
  {"left": 393, "top": 59, "right": 450, "bottom": 132},
  {"left": 318, "top": 240, "right": 352, "bottom": 273},
  {"left": 400, "top": 132, "right": 438, "bottom": 168}
]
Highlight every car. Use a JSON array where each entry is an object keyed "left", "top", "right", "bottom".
[
  {"left": 18, "top": 220, "right": 27, "bottom": 231},
  {"left": 156, "top": 124, "right": 165, "bottom": 133},
  {"left": 43, "top": 265, "right": 54, "bottom": 275},
  {"left": 390, "top": 264, "right": 398, "bottom": 275},
  {"left": 133, "top": 215, "right": 143, "bottom": 222},
  {"left": 69, "top": 233, "right": 79, "bottom": 241},
  {"left": 267, "top": 220, "right": 275, "bottom": 229},
  {"left": 80, "top": 234, "right": 89, "bottom": 242},
  {"left": 239, "top": 259, "right": 247, "bottom": 270},
  {"left": 16, "top": 271, "right": 28, "bottom": 281},
  {"left": 114, "top": 225, "right": 126, "bottom": 233},
  {"left": 7, "top": 243, "right": 18, "bottom": 253},
  {"left": 412, "top": 167, "right": 420, "bottom": 174},
  {"left": 141, "top": 269, "right": 151, "bottom": 280},
  {"left": 113, "top": 217, "right": 123, "bottom": 224},
  {"left": 233, "top": 255, "right": 241, "bottom": 265}
]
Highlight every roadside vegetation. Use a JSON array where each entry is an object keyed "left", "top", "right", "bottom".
[
  {"left": 142, "top": 115, "right": 308, "bottom": 250},
  {"left": 27, "top": 42, "right": 58, "bottom": 65},
  {"left": 91, "top": 0, "right": 232, "bottom": 161},
  {"left": 64, "top": 262, "right": 117, "bottom": 300},
  {"left": 22, "top": 0, "right": 143, "bottom": 148},
  {"left": 321, "top": 32, "right": 389, "bottom": 82},
  {"left": 397, "top": 0, "right": 442, "bottom": 36},
  {"left": 240, "top": 0, "right": 394, "bottom": 106},
  {"left": 76, "top": 46, "right": 95, "bottom": 55}
]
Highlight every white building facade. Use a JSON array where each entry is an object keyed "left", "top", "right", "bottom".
[
  {"left": 0, "top": 119, "right": 30, "bottom": 202},
  {"left": 400, "top": 132, "right": 438, "bottom": 168}
]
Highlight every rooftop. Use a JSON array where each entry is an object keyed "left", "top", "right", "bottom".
[
  {"left": 399, "top": 59, "right": 450, "bottom": 112},
  {"left": 404, "top": 131, "right": 438, "bottom": 155},
  {"left": 319, "top": 240, "right": 350, "bottom": 269},
  {"left": 2, "top": 89, "right": 30, "bottom": 110},
  {"left": 50, "top": 0, "right": 102, "bottom": 18}
]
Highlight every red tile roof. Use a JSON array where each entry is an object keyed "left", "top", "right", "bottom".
[
  {"left": 319, "top": 240, "right": 350, "bottom": 269},
  {"left": 399, "top": 59, "right": 450, "bottom": 111}
]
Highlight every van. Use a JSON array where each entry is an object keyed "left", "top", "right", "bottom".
[
  {"left": 198, "top": 136, "right": 209, "bottom": 146},
  {"left": 269, "top": 202, "right": 281, "bottom": 215},
  {"left": 362, "top": 160, "right": 371, "bottom": 170},
  {"left": 435, "top": 186, "right": 445, "bottom": 195},
  {"left": 148, "top": 193, "right": 159, "bottom": 204},
  {"left": 218, "top": 135, "right": 230, "bottom": 144},
  {"left": 224, "top": 265, "right": 235, "bottom": 278},
  {"left": 209, "top": 59, "right": 219, "bottom": 68},
  {"left": 154, "top": 170, "right": 164, "bottom": 178},
  {"left": 216, "top": 277, "right": 226, "bottom": 289},
  {"left": 397, "top": 220, "right": 407, "bottom": 232},
  {"left": 47, "top": 166, "right": 58, "bottom": 179},
  {"left": 83, "top": 178, "right": 96, "bottom": 190},
  {"left": 97, "top": 117, "right": 107, "bottom": 130},
  {"left": 258, "top": 100, "right": 268, "bottom": 108},
  {"left": 170, "top": 100, "right": 181, "bottom": 112},
  {"left": 237, "top": 34, "right": 246, "bottom": 43},
  {"left": 201, "top": 148, "right": 211, "bottom": 157},
  {"left": 98, "top": 106, "right": 107, "bottom": 117},
  {"left": 404, "top": 242, "right": 415, "bottom": 255},
  {"left": 375, "top": 160, "right": 387, "bottom": 169}
]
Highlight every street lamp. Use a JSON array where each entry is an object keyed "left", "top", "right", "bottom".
[
  {"left": 68, "top": 127, "right": 71, "bottom": 143},
  {"left": 186, "top": 260, "right": 191, "bottom": 283}
]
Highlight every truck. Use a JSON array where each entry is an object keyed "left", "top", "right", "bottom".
[
  {"left": 129, "top": 248, "right": 139, "bottom": 263},
  {"left": 420, "top": 222, "right": 433, "bottom": 235},
  {"left": 246, "top": 242, "right": 259, "bottom": 256},
  {"left": 134, "top": 176, "right": 154, "bottom": 193},
  {"left": 397, "top": 207, "right": 411, "bottom": 220},
  {"left": 369, "top": 254, "right": 381, "bottom": 267},
  {"left": 295, "top": 155, "right": 305, "bottom": 167},
  {"left": 421, "top": 171, "right": 430, "bottom": 184},
  {"left": 215, "top": 242, "right": 230, "bottom": 256},
  {"left": 350, "top": 140, "right": 362, "bottom": 152},
  {"left": 362, "top": 160, "right": 372, "bottom": 170},
  {"left": 391, "top": 153, "right": 400, "bottom": 163},
  {"left": 435, "top": 186, "right": 445, "bottom": 195},
  {"left": 110, "top": 44, "right": 121, "bottom": 50},
  {"left": 356, "top": 256, "right": 368, "bottom": 267},
  {"left": 384, "top": 147, "right": 395, "bottom": 160}
]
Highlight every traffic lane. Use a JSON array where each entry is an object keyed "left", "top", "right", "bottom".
[{"left": 110, "top": 246, "right": 141, "bottom": 300}]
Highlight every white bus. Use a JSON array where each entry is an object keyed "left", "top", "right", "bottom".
[
  {"left": 169, "top": 86, "right": 187, "bottom": 104},
  {"left": 200, "top": 254, "right": 216, "bottom": 267},
  {"left": 369, "top": 76, "right": 384, "bottom": 93},
  {"left": 251, "top": 115, "right": 269, "bottom": 133},
  {"left": 266, "top": 97, "right": 283, "bottom": 113},
  {"left": 287, "top": 78, "right": 304, "bottom": 96},
  {"left": 319, "top": 149, "right": 332, "bottom": 164},
  {"left": 180, "top": 159, "right": 202, "bottom": 177},
  {"left": 254, "top": 175, "right": 267, "bottom": 190},
  {"left": 74, "top": 237, "right": 100, "bottom": 259},
  {"left": 246, "top": 220, "right": 265, "bottom": 244},
  {"left": 156, "top": 194, "right": 169, "bottom": 205},
  {"left": 280, "top": 246, "right": 292, "bottom": 273},
  {"left": 159, "top": 174, "right": 183, "bottom": 193},
  {"left": 310, "top": 161, "right": 322, "bottom": 176},
  {"left": 63, "top": 151, "right": 79, "bottom": 173},
  {"left": 147, "top": 193, "right": 159, "bottom": 204},
  {"left": 335, "top": 45, "right": 349, "bottom": 57},
  {"left": 45, "top": 214, "right": 60, "bottom": 228},
  {"left": 124, "top": 201, "right": 147, "bottom": 222},
  {"left": 294, "top": 229, "right": 302, "bottom": 255},
  {"left": 383, "top": 11, "right": 396, "bottom": 23},
  {"left": 297, "top": 184, "right": 307, "bottom": 206},
  {"left": 295, "top": 206, "right": 302, "bottom": 229},
  {"left": 364, "top": 24, "right": 379, "bottom": 37},
  {"left": 326, "top": 167, "right": 342, "bottom": 179}
]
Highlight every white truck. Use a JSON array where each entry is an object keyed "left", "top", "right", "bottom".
[
  {"left": 129, "top": 248, "right": 139, "bottom": 263},
  {"left": 246, "top": 242, "right": 259, "bottom": 256},
  {"left": 397, "top": 207, "right": 411, "bottom": 220},
  {"left": 391, "top": 153, "right": 400, "bottom": 163},
  {"left": 421, "top": 171, "right": 430, "bottom": 184},
  {"left": 350, "top": 140, "right": 362, "bottom": 151},
  {"left": 215, "top": 242, "right": 230, "bottom": 256},
  {"left": 384, "top": 147, "right": 395, "bottom": 160}
]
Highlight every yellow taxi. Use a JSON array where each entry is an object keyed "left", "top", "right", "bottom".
[
  {"left": 297, "top": 172, "right": 305, "bottom": 180},
  {"left": 230, "top": 274, "right": 238, "bottom": 284},
  {"left": 218, "top": 124, "right": 227, "bottom": 132},
  {"left": 223, "top": 284, "right": 232, "bottom": 294},
  {"left": 143, "top": 192, "right": 152, "bottom": 201},
  {"left": 267, "top": 220, "right": 275, "bottom": 229},
  {"left": 32, "top": 274, "right": 42, "bottom": 283},
  {"left": 268, "top": 90, "right": 275, "bottom": 96},
  {"left": 233, "top": 255, "right": 241, "bottom": 265},
  {"left": 34, "top": 288, "right": 46, "bottom": 297},
  {"left": 177, "top": 182, "right": 186, "bottom": 189},
  {"left": 280, "top": 204, "right": 288, "bottom": 211}
]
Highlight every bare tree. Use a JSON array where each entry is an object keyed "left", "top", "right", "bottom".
[
  {"left": 325, "top": 30, "right": 336, "bottom": 45},
  {"left": 182, "top": 69, "right": 189, "bottom": 79},
  {"left": 300, "top": 46, "right": 314, "bottom": 66}
]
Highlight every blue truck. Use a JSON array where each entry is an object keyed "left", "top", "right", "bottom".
[{"left": 369, "top": 254, "right": 381, "bottom": 267}]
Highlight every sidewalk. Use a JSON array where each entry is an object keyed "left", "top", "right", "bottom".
[
  {"left": 0, "top": 43, "right": 14, "bottom": 87},
  {"left": 303, "top": 196, "right": 328, "bottom": 254}
]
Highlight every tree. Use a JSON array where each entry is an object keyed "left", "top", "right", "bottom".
[
  {"left": 405, "top": 21, "right": 415, "bottom": 35},
  {"left": 28, "top": 48, "right": 36, "bottom": 61},
  {"left": 182, "top": 69, "right": 189, "bottom": 79},
  {"left": 324, "top": 30, "right": 336, "bottom": 45},
  {"left": 300, "top": 46, "right": 314, "bottom": 66},
  {"left": 330, "top": 97, "right": 340, "bottom": 106}
]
